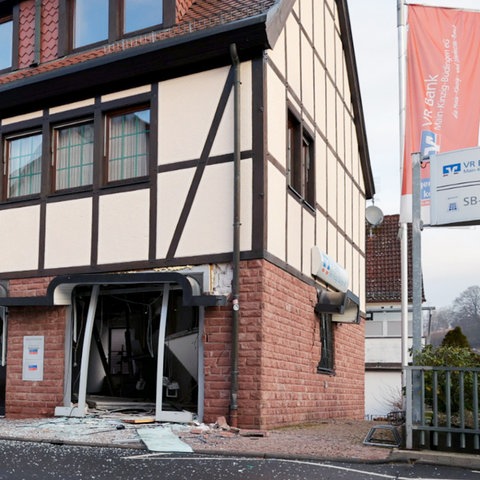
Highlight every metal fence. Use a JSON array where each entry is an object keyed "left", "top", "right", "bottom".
[{"left": 404, "top": 365, "right": 480, "bottom": 451}]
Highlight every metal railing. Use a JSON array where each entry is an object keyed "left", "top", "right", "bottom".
[{"left": 404, "top": 366, "right": 480, "bottom": 451}]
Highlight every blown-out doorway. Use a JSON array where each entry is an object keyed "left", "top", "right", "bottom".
[{"left": 67, "top": 282, "right": 201, "bottom": 422}]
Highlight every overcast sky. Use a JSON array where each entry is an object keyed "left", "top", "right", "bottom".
[{"left": 348, "top": 0, "right": 480, "bottom": 309}]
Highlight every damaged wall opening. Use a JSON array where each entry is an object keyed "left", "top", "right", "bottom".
[{"left": 67, "top": 282, "right": 201, "bottom": 421}]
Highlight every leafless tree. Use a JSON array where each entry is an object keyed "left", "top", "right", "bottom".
[{"left": 452, "top": 286, "right": 480, "bottom": 323}]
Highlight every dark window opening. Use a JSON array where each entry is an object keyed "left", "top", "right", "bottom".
[
  {"left": 317, "top": 313, "right": 335, "bottom": 375},
  {"left": 287, "top": 110, "right": 315, "bottom": 207}
]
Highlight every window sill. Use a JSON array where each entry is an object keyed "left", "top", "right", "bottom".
[
  {"left": 100, "top": 176, "right": 150, "bottom": 191},
  {"left": 287, "top": 187, "right": 316, "bottom": 213},
  {"left": 317, "top": 367, "right": 335, "bottom": 376}
]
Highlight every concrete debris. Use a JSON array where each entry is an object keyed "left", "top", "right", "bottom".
[{"left": 211, "top": 416, "right": 268, "bottom": 437}]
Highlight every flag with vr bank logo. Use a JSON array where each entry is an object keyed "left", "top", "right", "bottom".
[{"left": 401, "top": 4, "right": 480, "bottom": 223}]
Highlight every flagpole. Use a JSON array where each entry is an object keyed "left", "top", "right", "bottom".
[{"left": 397, "top": 0, "right": 409, "bottom": 382}]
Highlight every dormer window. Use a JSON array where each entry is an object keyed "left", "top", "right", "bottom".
[
  {"left": 0, "top": 17, "right": 13, "bottom": 70},
  {"left": 60, "top": 0, "right": 175, "bottom": 52},
  {"left": 124, "top": 0, "right": 163, "bottom": 34}
]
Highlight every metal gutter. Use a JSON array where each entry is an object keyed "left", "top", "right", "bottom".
[{"left": 0, "top": 14, "right": 270, "bottom": 118}]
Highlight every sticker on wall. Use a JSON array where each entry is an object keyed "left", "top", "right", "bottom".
[{"left": 22, "top": 336, "right": 44, "bottom": 382}]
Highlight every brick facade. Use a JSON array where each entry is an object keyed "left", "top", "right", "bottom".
[
  {"left": 5, "top": 262, "right": 364, "bottom": 426},
  {"left": 6, "top": 306, "right": 67, "bottom": 418},
  {"left": 203, "top": 260, "right": 365, "bottom": 429}
]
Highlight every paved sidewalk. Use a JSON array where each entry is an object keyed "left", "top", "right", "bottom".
[{"left": 0, "top": 415, "right": 478, "bottom": 469}]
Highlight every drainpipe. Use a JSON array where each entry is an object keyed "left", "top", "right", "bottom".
[
  {"left": 229, "top": 43, "right": 241, "bottom": 428},
  {"left": 32, "top": 0, "right": 42, "bottom": 67}
]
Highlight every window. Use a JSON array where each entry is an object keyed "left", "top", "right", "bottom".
[
  {"left": 0, "top": 17, "right": 13, "bottom": 70},
  {"left": 73, "top": 0, "right": 108, "bottom": 49},
  {"left": 53, "top": 121, "right": 94, "bottom": 190},
  {"left": 287, "top": 111, "right": 315, "bottom": 207},
  {"left": 69, "top": 0, "right": 169, "bottom": 50},
  {"left": 124, "top": 0, "right": 163, "bottom": 34},
  {"left": 317, "top": 313, "right": 334, "bottom": 374},
  {"left": 106, "top": 107, "right": 150, "bottom": 182},
  {"left": 5, "top": 132, "right": 42, "bottom": 199}
]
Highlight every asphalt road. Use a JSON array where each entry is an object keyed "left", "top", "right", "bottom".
[{"left": 0, "top": 440, "right": 479, "bottom": 479}]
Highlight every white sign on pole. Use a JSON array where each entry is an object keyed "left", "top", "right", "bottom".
[
  {"left": 430, "top": 147, "right": 480, "bottom": 226},
  {"left": 22, "top": 336, "right": 44, "bottom": 381}
]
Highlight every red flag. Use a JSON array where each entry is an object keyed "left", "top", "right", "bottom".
[{"left": 401, "top": 4, "right": 480, "bottom": 222}]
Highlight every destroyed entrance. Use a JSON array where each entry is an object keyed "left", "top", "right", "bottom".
[{"left": 70, "top": 282, "right": 200, "bottom": 421}]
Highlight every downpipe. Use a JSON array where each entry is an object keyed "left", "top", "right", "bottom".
[{"left": 229, "top": 43, "right": 241, "bottom": 428}]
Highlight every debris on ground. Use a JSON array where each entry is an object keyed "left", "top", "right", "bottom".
[{"left": 0, "top": 415, "right": 393, "bottom": 461}]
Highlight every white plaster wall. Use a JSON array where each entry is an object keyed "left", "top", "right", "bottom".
[
  {"left": 285, "top": 15, "right": 301, "bottom": 97},
  {"left": 44, "top": 198, "right": 92, "bottom": 268},
  {"left": 327, "top": 149, "right": 337, "bottom": 222},
  {"left": 0, "top": 206, "right": 40, "bottom": 271},
  {"left": 158, "top": 64, "right": 252, "bottom": 165},
  {"left": 157, "top": 168, "right": 195, "bottom": 258},
  {"left": 287, "top": 196, "right": 302, "bottom": 271},
  {"left": 175, "top": 160, "right": 253, "bottom": 257},
  {"left": 268, "top": 28, "right": 285, "bottom": 74},
  {"left": 365, "top": 371, "right": 402, "bottom": 419},
  {"left": 266, "top": 65, "right": 287, "bottom": 168},
  {"left": 50, "top": 98, "right": 95, "bottom": 115},
  {"left": 316, "top": 136, "right": 328, "bottom": 212},
  {"left": 158, "top": 67, "right": 230, "bottom": 164},
  {"left": 301, "top": 33, "right": 315, "bottom": 118},
  {"left": 2, "top": 111, "right": 42, "bottom": 126},
  {"left": 313, "top": 0, "right": 325, "bottom": 63},
  {"left": 324, "top": 6, "right": 336, "bottom": 78},
  {"left": 267, "top": 162, "right": 287, "bottom": 261},
  {"left": 211, "top": 63, "right": 252, "bottom": 158},
  {"left": 101, "top": 85, "right": 151, "bottom": 103},
  {"left": 316, "top": 213, "right": 328, "bottom": 253},
  {"left": 97, "top": 189, "right": 150, "bottom": 264},
  {"left": 302, "top": 211, "right": 315, "bottom": 276},
  {"left": 314, "top": 56, "right": 326, "bottom": 136}
]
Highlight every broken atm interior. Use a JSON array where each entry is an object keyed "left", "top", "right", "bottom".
[{"left": 69, "top": 283, "right": 200, "bottom": 420}]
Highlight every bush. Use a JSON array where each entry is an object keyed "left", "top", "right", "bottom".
[{"left": 412, "top": 344, "right": 480, "bottom": 414}]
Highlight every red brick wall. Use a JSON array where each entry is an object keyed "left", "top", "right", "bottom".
[
  {"left": 203, "top": 259, "right": 365, "bottom": 429},
  {"left": 9, "top": 277, "right": 54, "bottom": 297},
  {"left": 18, "top": 1, "right": 35, "bottom": 69},
  {"left": 6, "top": 306, "right": 67, "bottom": 418},
  {"left": 42, "top": 0, "right": 59, "bottom": 62},
  {"left": 176, "top": 0, "right": 195, "bottom": 21}
]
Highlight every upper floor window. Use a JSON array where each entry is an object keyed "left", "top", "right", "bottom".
[
  {"left": 0, "top": 17, "right": 13, "bottom": 70},
  {"left": 106, "top": 107, "right": 150, "bottom": 182},
  {"left": 53, "top": 120, "right": 94, "bottom": 190},
  {"left": 287, "top": 110, "right": 315, "bottom": 207},
  {"left": 73, "top": 0, "right": 108, "bottom": 49},
  {"left": 124, "top": 0, "right": 163, "bottom": 33},
  {"left": 68, "top": 0, "right": 169, "bottom": 50},
  {"left": 5, "top": 132, "right": 42, "bottom": 199}
]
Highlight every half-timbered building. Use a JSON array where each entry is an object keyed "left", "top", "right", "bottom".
[{"left": 0, "top": 0, "right": 374, "bottom": 428}]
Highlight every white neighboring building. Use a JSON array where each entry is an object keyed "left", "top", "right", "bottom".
[{"left": 365, "top": 215, "right": 430, "bottom": 419}]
